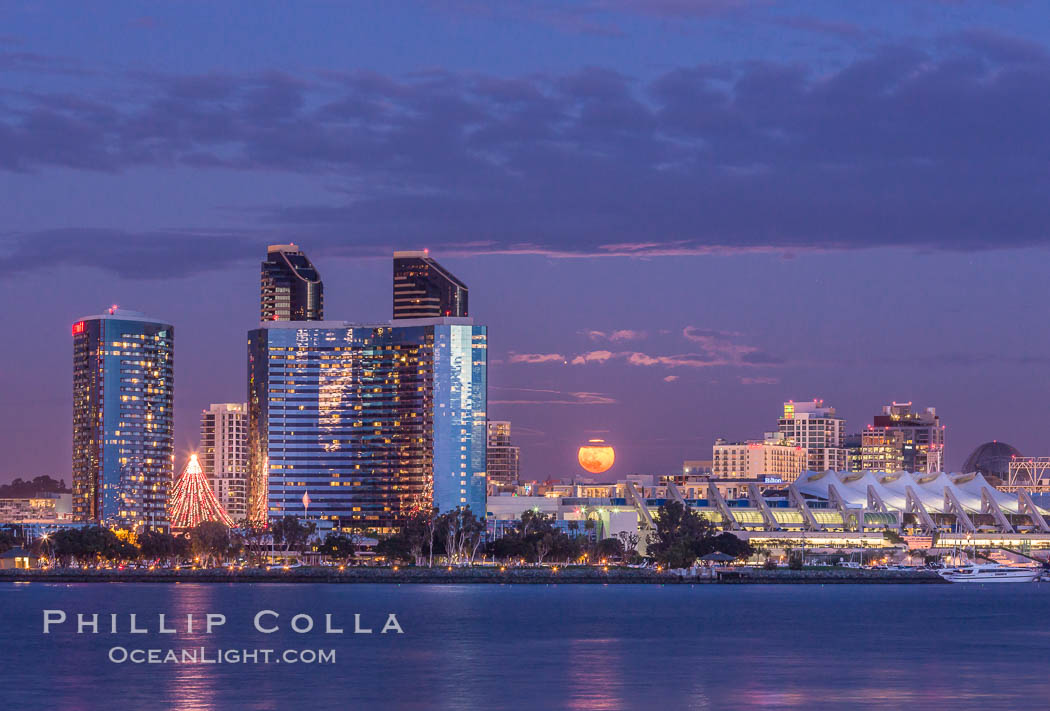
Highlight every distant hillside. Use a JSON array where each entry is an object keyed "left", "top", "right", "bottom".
[{"left": 0, "top": 476, "right": 70, "bottom": 498}]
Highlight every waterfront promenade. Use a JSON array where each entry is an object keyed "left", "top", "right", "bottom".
[{"left": 0, "top": 566, "right": 947, "bottom": 584}]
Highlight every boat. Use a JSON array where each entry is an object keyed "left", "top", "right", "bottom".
[{"left": 938, "top": 563, "right": 1041, "bottom": 583}]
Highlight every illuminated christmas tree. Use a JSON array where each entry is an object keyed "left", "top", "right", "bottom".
[{"left": 168, "top": 454, "right": 234, "bottom": 530}]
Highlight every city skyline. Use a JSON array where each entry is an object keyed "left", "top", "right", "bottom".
[{"left": 4, "top": 2, "right": 1050, "bottom": 482}]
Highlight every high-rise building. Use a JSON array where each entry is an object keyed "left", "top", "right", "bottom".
[
  {"left": 72, "top": 308, "right": 174, "bottom": 528},
  {"left": 260, "top": 244, "right": 324, "bottom": 322},
  {"left": 861, "top": 402, "right": 944, "bottom": 473},
  {"left": 778, "top": 400, "right": 847, "bottom": 472},
  {"left": 486, "top": 421, "right": 520, "bottom": 490},
  {"left": 844, "top": 433, "right": 864, "bottom": 472},
  {"left": 199, "top": 403, "right": 248, "bottom": 521},
  {"left": 247, "top": 318, "right": 486, "bottom": 532},
  {"left": 392, "top": 251, "right": 468, "bottom": 319},
  {"left": 712, "top": 434, "right": 806, "bottom": 481}
]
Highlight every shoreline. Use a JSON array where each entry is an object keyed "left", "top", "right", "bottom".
[{"left": 0, "top": 567, "right": 949, "bottom": 584}]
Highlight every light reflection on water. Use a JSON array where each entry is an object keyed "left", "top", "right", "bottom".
[
  {"left": 3, "top": 583, "right": 1050, "bottom": 711},
  {"left": 565, "top": 638, "right": 624, "bottom": 711},
  {"left": 167, "top": 584, "right": 221, "bottom": 711}
]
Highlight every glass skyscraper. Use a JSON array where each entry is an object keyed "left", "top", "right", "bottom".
[
  {"left": 72, "top": 308, "right": 174, "bottom": 528},
  {"left": 392, "top": 251, "right": 469, "bottom": 319},
  {"left": 247, "top": 318, "right": 486, "bottom": 532},
  {"left": 260, "top": 244, "right": 324, "bottom": 322}
]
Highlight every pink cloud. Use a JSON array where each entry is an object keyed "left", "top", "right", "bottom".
[
  {"left": 571, "top": 350, "right": 614, "bottom": 365},
  {"left": 585, "top": 329, "right": 647, "bottom": 342},
  {"left": 509, "top": 352, "right": 565, "bottom": 364}
]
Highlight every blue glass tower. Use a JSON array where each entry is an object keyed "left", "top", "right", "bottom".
[
  {"left": 72, "top": 308, "right": 174, "bottom": 528},
  {"left": 247, "top": 318, "right": 486, "bottom": 532}
]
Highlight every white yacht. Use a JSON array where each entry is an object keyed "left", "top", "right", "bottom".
[{"left": 938, "top": 563, "right": 1041, "bottom": 584}]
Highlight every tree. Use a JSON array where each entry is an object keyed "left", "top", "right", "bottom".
[
  {"left": 0, "top": 528, "right": 17, "bottom": 554},
  {"left": 376, "top": 534, "right": 414, "bottom": 563},
  {"left": 594, "top": 537, "right": 624, "bottom": 562},
  {"left": 617, "top": 531, "right": 641, "bottom": 563},
  {"left": 50, "top": 526, "right": 136, "bottom": 566},
  {"left": 270, "top": 516, "right": 316, "bottom": 559},
  {"left": 435, "top": 507, "right": 486, "bottom": 565},
  {"left": 138, "top": 530, "right": 178, "bottom": 564},
  {"left": 703, "top": 531, "right": 753, "bottom": 561},
  {"left": 319, "top": 533, "right": 356, "bottom": 563},
  {"left": 189, "top": 521, "right": 231, "bottom": 567},
  {"left": 242, "top": 524, "right": 270, "bottom": 564},
  {"left": 647, "top": 501, "right": 718, "bottom": 568},
  {"left": 583, "top": 518, "right": 596, "bottom": 537},
  {"left": 486, "top": 511, "right": 579, "bottom": 564},
  {"left": 373, "top": 508, "right": 437, "bottom": 566}
]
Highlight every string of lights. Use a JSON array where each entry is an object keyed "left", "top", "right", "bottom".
[{"left": 168, "top": 454, "right": 234, "bottom": 530}]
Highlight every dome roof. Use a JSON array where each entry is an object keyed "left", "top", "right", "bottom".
[{"left": 961, "top": 441, "right": 1021, "bottom": 478}]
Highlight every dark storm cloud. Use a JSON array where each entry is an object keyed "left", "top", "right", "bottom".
[{"left": 3, "top": 31, "right": 1050, "bottom": 271}]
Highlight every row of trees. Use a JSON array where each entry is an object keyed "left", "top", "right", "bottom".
[
  {"left": 11, "top": 500, "right": 753, "bottom": 569},
  {"left": 31, "top": 517, "right": 368, "bottom": 567},
  {"left": 376, "top": 507, "right": 486, "bottom": 566},
  {"left": 373, "top": 502, "right": 752, "bottom": 568},
  {"left": 44, "top": 523, "right": 226, "bottom": 566}
]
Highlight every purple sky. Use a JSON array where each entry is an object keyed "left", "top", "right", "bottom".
[{"left": 3, "top": 1, "right": 1050, "bottom": 483}]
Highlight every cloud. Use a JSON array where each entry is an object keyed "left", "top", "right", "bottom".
[
  {"left": 682, "top": 326, "right": 784, "bottom": 364},
  {"left": 663, "top": 375, "right": 679, "bottom": 382},
  {"left": 585, "top": 329, "right": 647, "bottom": 342},
  {"left": 490, "top": 389, "right": 617, "bottom": 405},
  {"left": 511, "top": 327, "right": 783, "bottom": 371},
  {"left": 571, "top": 350, "right": 614, "bottom": 365},
  {"left": 7, "top": 35, "right": 1050, "bottom": 269},
  {"left": 508, "top": 353, "right": 566, "bottom": 364}
]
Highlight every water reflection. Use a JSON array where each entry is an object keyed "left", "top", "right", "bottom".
[
  {"left": 6, "top": 583, "right": 1050, "bottom": 711},
  {"left": 166, "top": 584, "right": 222, "bottom": 711}
]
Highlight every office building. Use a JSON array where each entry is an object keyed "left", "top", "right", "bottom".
[
  {"left": 72, "top": 308, "right": 174, "bottom": 528},
  {"left": 247, "top": 318, "right": 486, "bottom": 532},
  {"left": 260, "top": 244, "right": 324, "bottom": 322},
  {"left": 200, "top": 403, "right": 248, "bottom": 521},
  {"left": 712, "top": 434, "right": 806, "bottom": 482},
  {"left": 778, "top": 400, "right": 847, "bottom": 471},
  {"left": 486, "top": 421, "right": 520, "bottom": 490},
  {"left": 861, "top": 403, "right": 944, "bottom": 473},
  {"left": 392, "top": 251, "right": 468, "bottom": 319}
]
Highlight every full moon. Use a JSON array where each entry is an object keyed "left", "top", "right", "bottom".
[{"left": 578, "top": 439, "right": 615, "bottom": 474}]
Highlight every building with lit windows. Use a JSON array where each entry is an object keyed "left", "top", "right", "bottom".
[
  {"left": 486, "top": 421, "right": 520, "bottom": 491},
  {"left": 778, "top": 400, "right": 847, "bottom": 471},
  {"left": 260, "top": 244, "right": 324, "bottom": 322},
  {"left": 486, "top": 469, "right": 1050, "bottom": 553},
  {"left": 712, "top": 434, "right": 806, "bottom": 482},
  {"left": 247, "top": 318, "right": 486, "bottom": 532},
  {"left": 200, "top": 403, "right": 248, "bottom": 521},
  {"left": 860, "top": 403, "right": 944, "bottom": 473},
  {"left": 844, "top": 433, "right": 864, "bottom": 472},
  {"left": 392, "top": 251, "right": 469, "bottom": 319},
  {"left": 72, "top": 308, "right": 174, "bottom": 529}
]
